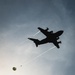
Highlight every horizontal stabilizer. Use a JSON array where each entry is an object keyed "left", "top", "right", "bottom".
[{"left": 28, "top": 38, "right": 39, "bottom": 47}]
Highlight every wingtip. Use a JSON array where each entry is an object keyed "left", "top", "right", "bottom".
[
  {"left": 28, "top": 38, "right": 30, "bottom": 40},
  {"left": 38, "top": 27, "right": 40, "bottom": 29},
  {"left": 28, "top": 38, "right": 32, "bottom": 40}
]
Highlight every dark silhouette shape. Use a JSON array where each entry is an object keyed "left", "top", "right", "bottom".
[
  {"left": 28, "top": 27, "right": 64, "bottom": 48},
  {"left": 12, "top": 67, "right": 17, "bottom": 71}
]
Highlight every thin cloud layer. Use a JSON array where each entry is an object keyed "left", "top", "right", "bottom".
[{"left": 0, "top": 0, "right": 75, "bottom": 75}]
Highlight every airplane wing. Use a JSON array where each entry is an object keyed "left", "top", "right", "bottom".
[
  {"left": 38, "top": 27, "right": 48, "bottom": 36},
  {"left": 52, "top": 40, "right": 60, "bottom": 48},
  {"left": 38, "top": 27, "right": 53, "bottom": 36}
]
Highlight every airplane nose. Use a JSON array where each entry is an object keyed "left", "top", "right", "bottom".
[
  {"left": 56, "top": 30, "right": 64, "bottom": 36},
  {"left": 61, "top": 30, "right": 64, "bottom": 33},
  {"left": 60, "top": 30, "right": 64, "bottom": 35}
]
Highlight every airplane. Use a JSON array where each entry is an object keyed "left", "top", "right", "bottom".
[{"left": 28, "top": 27, "right": 64, "bottom": 48}]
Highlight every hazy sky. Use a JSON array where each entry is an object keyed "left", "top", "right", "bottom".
[{"left": 0, "top": 0, "right": 75, "bottom": 75}]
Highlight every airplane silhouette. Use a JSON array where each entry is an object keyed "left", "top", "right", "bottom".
[{"left": 28, "top": 27, "right": 64, "bottom": 48}]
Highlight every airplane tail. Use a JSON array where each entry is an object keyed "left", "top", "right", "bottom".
[{"left": 28, "top": 38, "right": 39, "bottom": 47}]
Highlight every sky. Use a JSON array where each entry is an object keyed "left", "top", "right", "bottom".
[{"left": 0, "top": 0, "right": 75, "bottom": 75}]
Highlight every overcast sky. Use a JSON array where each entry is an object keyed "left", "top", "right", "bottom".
[{"left": 0, "top": 0, "right": 75, "bottom": 75}]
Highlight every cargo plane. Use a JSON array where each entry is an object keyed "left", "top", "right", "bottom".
[{"left": 28, "top": 27, "right": 64, "bottom": 48}]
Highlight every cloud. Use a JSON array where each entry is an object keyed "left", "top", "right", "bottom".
[{"left": 0, "top": 0, "right": 75, "bottom": 75}]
